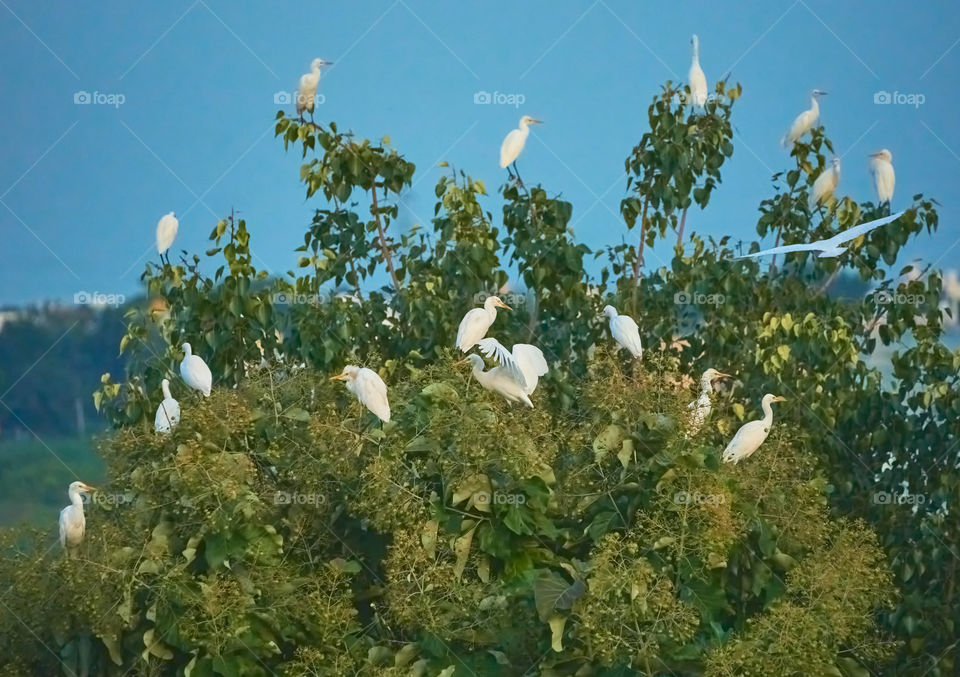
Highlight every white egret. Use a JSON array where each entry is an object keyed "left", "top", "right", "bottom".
[
  {"left": 782, "top": 89, "right": 827, "bottom": 148},
  {"left": 154, "top": 378, "right": 181, "bottom": 433},
  {"left": 59, "top": 481, "right": 95, "bottom": 555},
  {"left": 736, "top": 211, "right": 905, "bottom": 260},
  {"left": 809, "top": 157, "right": 841, "bottom": 211},
  {"left": 156, "top": 212, "right": 178, "bottom": 265},
  {"left": 456, "top": 295, "right": 512, "bottom": 352},
  {"left": 722, "top": 394, "right": 786, "bottom": 464},
  {"left": 180, "top": 342, "right": 212, "bottom": 397},
  {"left": 297, "top": 58, "right": 333, "bottom": 121},
  {"left": 460, "top": 337, "right": 548, "bottom": 408},
  {"left": 331, "top": 365, "right": 390, "bottom": 422},
  {"left": 500, "top": 115, "right": 543, "bottom": 182},
  {"left": 869, "top": 149, "right": 895, "bottom": 207},
  {"left": 602, "top": 305, "right": 643, "bottom": 359},
  {"left": 688, "top": 35, "right": 708, "bottom": 109},
  {"left": 688, "top": 368, "right": 731, "bottom": 432}
]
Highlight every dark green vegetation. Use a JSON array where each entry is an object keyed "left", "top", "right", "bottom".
[{"left": 0, "top": 78, "right": 955, "bottom": 676}]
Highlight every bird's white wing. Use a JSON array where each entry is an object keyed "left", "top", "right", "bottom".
[
  {"left": 500, "top": 129, "right": 524, "bottom": 168},
  {"left": 689, "top": 64, "right": 707, "bottom": 105},
  {"left": 477, "top": 338, "right": 527, "bottom": 389},
  {"left": 511, "top": 344, "right": 548, "bottom": 394},
  {"left": 456, "top": 308, "right": 489, "bottom": 351},
  {"left": 58, "top": 507, "right": 69, "bottom": 548},
  {"left": 611, "top": 315, "right": 643, "bottom": 357},
  {"left": 827, "top": 211, "right": 905, "bottom": 246},
  {"left": 356, "top": 368, "right": 390, "bottom": 422},
  {"left": 736, "top": 241, "right": 821, "bottom": 259}
]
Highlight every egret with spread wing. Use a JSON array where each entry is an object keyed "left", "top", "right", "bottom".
[
  {"left": 460, "top": 338, "right": 548, "bottom": 408},
  {"left": 603, "top": 305, "right": 643, "bottom": 359},
  {"left": 736, "top": 211, "right": 905, "bottom": 260},
  {"left": 722, "top": 394, "right": 786, "bottom": 464},
  {"left": 331, "top": 365, "right": 391, "bottom": 422}
]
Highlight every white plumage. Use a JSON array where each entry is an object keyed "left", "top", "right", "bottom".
[
  {"left": 809, "top": 157, "right": 841, "bottom": 210},
  {"left": 688, "top": 35, "right": 707, "bottom": 109},
  {"left": 332, "top": 365, "right": 391, "bottom": 422},
  {"left": 603, "top": 305, "right": 643, "bottom": 359},
  {"left": 737, "top": 211, "right": 905, "bottom": 260},
  {"left": 869, "top": 149, "right": 895, "bottom": 205},
  {"left": 154, "top": 378, "right": 181, "bottom": 433},
  {"left": 456, "top": 296, "right": 511, "bottom": 352},
  {"left": 722, "top": 394, "right": 786, "bottom": 464},
  {"left": 59, "top": 481, "right": 95, "bottom": 555},
  {"left": 688, "top": 368, "right": 730, "bottom": 432},
  {"left": 500, "top": 115, "right": 542, "bottom": 170},
  {"left": 463, "top": 338, "right": 549, "bottom": 408},
  {"left": 156, "top": 212, "right": 178, "bottom": 257},
  {"left": 180, "top": 342, "right": 212, "bottom": 397},
  {"left": 782, "top": 89, "right": 827, "bottom": 148},
  {"left": 297, "top": 58, "right": 332, "bottom": 117}
]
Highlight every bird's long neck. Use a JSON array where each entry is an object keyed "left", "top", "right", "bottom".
[
  {"left": 691, "top": 42, "right": 700, "bottom": 64},
  {"left": 699, "top": 375, "right": 714, "bottom": 395},
  {"left": 69, "top": 489, "right": 84, "bottom": 509},
  {"left": 162, "top": 382, "right": 172, "bottom": 399},
  {"left": 484, "top": 301, "right": 498, "bottom": 321},
  {"left": 810, "top": 97, "right": 819, "bottom": 115},
  {"left": 761, "top": 399, "right": 774, "bottom": 425}
]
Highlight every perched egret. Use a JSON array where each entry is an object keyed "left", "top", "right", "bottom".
[
  {"left": 782, "top": 89, "right": 827, "bottom": 147},
  {"left": 688, "top": 35, "right": 708, "bottom": 109},
  {"left": 154, "top": 378, "right": 181, "bottom": 433},
  {"left": 59, "top": 481, "right": 95, "bottom": 555},
  {"left": 297, "top": 58, "right": 333, "bottom": 121},
  {"left": 331, "top": 365, "right": 390, "bottom": 422},
  {"left": 736, "top": 211, "right": 905, "bottom": 260},
  {"left": 869, "top": 149, "right": 895, "bottom": 207},
  {"left": 459, "top": 337, "right": 548, "bottom": 408},
  {"left": 500, "top": 115, "right": 543, "bottom": 183},
  {"left": 809, "top": 157, "right": 841, "bottom": 211},
  {"left": 722, "top": 394, "right": 786, "bottom": 464},
  {"left": 180, "top": 342, "right": 212, "bottom": 397},
  {"left": 602, "top": 305, "right": 643, "bottom": 359},
  {"left": 456, "top": 296, "right": 512, "bottom": 352},
  {"left": 688, "top": 368, "right": 731, "bottom": 432},
  {"left": 156, "top": 212, "right": 178, "bottom": 265}
]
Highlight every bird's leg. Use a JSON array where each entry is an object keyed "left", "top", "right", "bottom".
[{"left": 512, "top": 161, "right": 524, "bottom": 187}]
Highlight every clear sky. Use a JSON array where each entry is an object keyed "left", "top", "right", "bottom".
[{"left": 0, "top": 0, "right": 957, "bottom": 305}]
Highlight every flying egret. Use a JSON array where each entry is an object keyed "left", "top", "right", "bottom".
[
  {"left": 156, "top": 212, "right": 178, "bottom": 265},
  {"left": 736, "top": 211, "right": 905, "bottom": 260},
  {"left": 809, "top": 157, "right": 841, "bottom": 211},
  {"left": 500, "top": 115, "right": 543, "bottom": 183},
  {"left": 59, "top": 481, "right": 95, "bottom": 555},
  {"left": 456, "top": 295, "right": 512, "bottom": 352},
  {"left": 722, "top": 394, "right": 786, "bottom": 464},
  {"left": 602, "top": 305, "right": 643, "bottom": 359},
  {"left": 297, "top": 58, "right": 333, "bottom": 122},
  {"left": 869, "top": 149, "right": 895, "bottom": 207},
  {"left": 688, "top": 368, "right": 731, "bottom": 432},
  {"left": 688, "top": 35, "right": 708, "bottom": 109},
  {"left": 331, "top": 365, "right": 390, "bottom": 422},
  {"left": 154, "top": 378, "right": 181, "bottom": 433},
  {"left": 459, "top": 338, "right": 548, "bottom": 408},
  {"left": 782, "top": 89, "right": 827, "bottom": 148},
  {"left": 180, "top": 342, "right": 212, "bottom": 397}
]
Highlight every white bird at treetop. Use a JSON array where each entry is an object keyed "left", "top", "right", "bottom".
[
  {"left": 603, "top": 305, "right": 643, "bottom": 359},
  {"left": 180, "top": 342, "right": 212, "bottom": 397},
  {"left": 688, "top": 368, "right": 731, "bottom": 432},
  {"left": 460, "top": 337, "right": 549, "bottom": 408},
  {"left": 722, "top": 394, "right": 786, "bottom": 464},
  {"left": 297, "top": 58, "right": 333, "bottom": 120},
  {"left": 156, "top": 212, "right": 178, "bottom": 264},
  {"left": 736, "top": 211, "right": 905, "bottom": 260},
  {"left": 809, "top": 157, "right": 841, "bottom": 210},
  {"left": 456, "top": 295, "right": 512, "bottom": 352},
  {"left": 154, "top": 378, "right": 181, "bottom": 433},
  {"left": 59, "top": 481, "right": 95, "bottom": 555},
  {"left": 688, "top": 35, "right": 708, "bottom": 109},
  {"left": 870, "top": 149, "right": 895, "bottom": 206},
  {"left": 782, "top": 89, "right": 827, "bottom": 148},
  {"left": 500, "top": 115, "right": 543, "bottom": 180},
  {"left": 331, "top": 365, "right": 391, "bottom": 422}
]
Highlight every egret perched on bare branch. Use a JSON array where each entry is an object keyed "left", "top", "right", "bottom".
[
  {"left": 689, "top": 368, "right": 731, "bottom": 432},
  {"left": 154, "top": 378, "right": 181, "bottom": 433},
  {"left": 456, "top": 295, "right": 512, "bottom": 352},
  {"left": 180, "top": 342, "right": 212, "bottom": 397},
  {"left": 331, "top": 366, "right": 390, "bottom": 422},
  {"left": 500, "top": 115, "right": 543, "bottom": 182},
  {"left": 603, "top": 305, "right": 642, "bottom": 359},
  {"left": 736, "top": 211, "right": 905, "bottom": 260},
  {"left": 688, "top": 35, "right": 707, "bottom": 109},
  {"left": 59, "top": 481, "right": 95, "bottom": 556},
  {"left": 297, "top": 58, "right": 333, "bottom": 122},
  {"left": 809, "top": 157, "right": 841, "bottom": 210},
  {"left": 782, "top": 89, "right": 827, "bottom": 147},
  {"left": 156, "top": 212, "right": 178, "bottom": 265},
  {"left": 869, "top": 149, "right": 895, "bottom": 207},
  {"left": 459, "top": 338, "right": 548, "bottom": 408},
  {"left": 722, "top": 394, "right": 786, "bottom": 464}
]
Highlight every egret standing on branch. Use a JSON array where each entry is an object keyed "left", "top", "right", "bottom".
[
  {"left": 500, "top": 115, "right": 543, "bottom": 184},
  {"left": 459, "top": 338, "right": 548, "bottom": 408},
  {"left": 456, "top": 295, "right": 512, "bottom": 352},
  {"left": 59, "top": 481, "right": 95, "bottom": 556},
  {"left": 735, "top": 211, "right": 905, "bottom": 260},
  {"left": 722, "top": 394, "right": 786, "bottom": 464},
  {"left": 154, "top": 378, "right": 181, "bottom": 433},
  {"left": 297, "top": 58, "right": 333, "bottom": 123},
  {"left": 180, "top": 342, "right": 212, "bottom": 397},
  {"left": 156, "top": 212, "right": 178, "bottom": 265},
  {"left": 809, "top": 157, "right": 841, "bottom": 211},
  {"left": 331, "top": 366, "right": 391, "bottom": 423},
  {"left": 603, "top": 305, "right": 643, "bottom": 359},
  {"left": 688, "top": 35, "right": 708, "bottom": 109},
  {"left": 689, "top": 368, "right": 730, "bottom": 432},
  {"left": 782, "top": 89, "right": 827, "bottom": 148},
  {"left": 869, "top": 149, "right": 895, "bottom": 208}
]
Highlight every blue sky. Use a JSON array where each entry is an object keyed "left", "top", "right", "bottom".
[{"left": 0, "top": 0, "right": 957, "bottom": 304}]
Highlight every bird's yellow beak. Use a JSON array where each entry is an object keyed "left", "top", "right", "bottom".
[
  {"left": 869, "top": 152, "right": 881, "bottom": 158},
  {"left": 497, "top": 300, "right": 513, "bottom": 310},
  {"left": 773, "top": 396, "right": 787, "bottom": 402},
  {"left": 531, "top": 119, "right": 543, "bottom": 124},
  {"left": 330, "top": 373, "right": 348, "bottom": 381},
  {"left": 80, "top": 483, "right": 96, "bottom": 493},
  {"left": 715, "top": 372, "right": 732, "bottom": 379}
]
